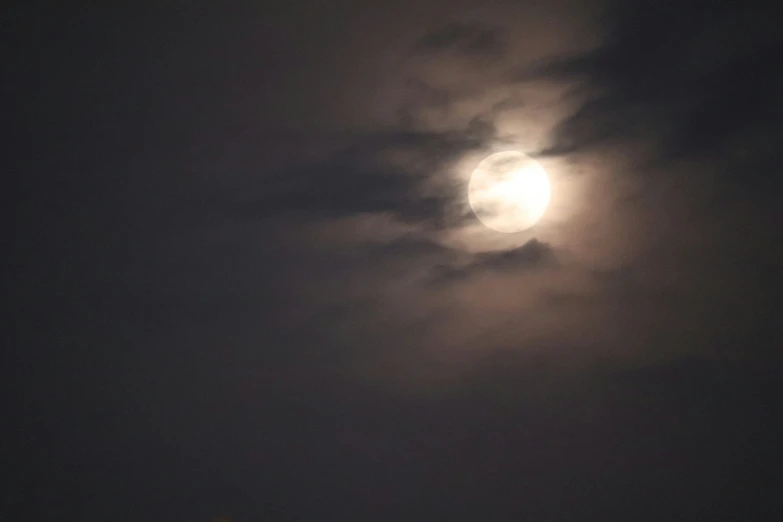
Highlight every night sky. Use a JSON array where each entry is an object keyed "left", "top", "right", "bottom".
[{"left": 4, "top": 1, "right": 783, "bottom": 520}]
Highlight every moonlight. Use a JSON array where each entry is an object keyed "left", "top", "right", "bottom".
[{"left": 468, "top": 151, "right": 551, "bottom": 233}]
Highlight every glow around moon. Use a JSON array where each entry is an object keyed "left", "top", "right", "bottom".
[{"left": 468, "top": 151, "right": 551, "bottom": 233}]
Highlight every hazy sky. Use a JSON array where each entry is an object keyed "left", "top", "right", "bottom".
[{"left": 5, "top": 1, "right": 782, "bottom": 520}]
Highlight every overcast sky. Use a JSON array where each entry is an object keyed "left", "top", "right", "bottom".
[{"left": 5, "top": 1, "right": 783, "bottom": 520}]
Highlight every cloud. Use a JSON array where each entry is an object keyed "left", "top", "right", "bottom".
[
  {"left": 517, "top": 0, "right": 783, "bottom": 188},
  {"left": 227, "top": 123, "right": 496, "bottom": 226},
  {"left": 412, "top": 22, "right": 507, "bottom": 57},
  {"left": 430, "top": 238, "right": 556, "bottom": 283},
  {"left": 396, "top": 77, "right": 456, "bottom": 127},
  {"left": 86, "top": 5, "right": 780, "bottom": 394}
]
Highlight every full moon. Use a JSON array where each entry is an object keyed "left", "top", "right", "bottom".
[{"left": 468, "top": 151, "right": 551, "bottom": 233}]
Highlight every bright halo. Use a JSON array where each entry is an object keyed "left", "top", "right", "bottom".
[{"left": 468, "top": 151, "right": 551, "bottom": 233}]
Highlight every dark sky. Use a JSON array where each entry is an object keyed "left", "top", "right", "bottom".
[{"left": 4, "top": 1, "right": 783, "bottom": 520}]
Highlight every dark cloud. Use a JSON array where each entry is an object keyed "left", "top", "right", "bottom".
[
  {"left": 413, "top": 22, "right": 507, "bottom": 57},
  {"left": 235, "top": 159, "right": 444, "bottom": 223},
  {"left": 471, "top": 238, "right": 555, "bottom": 268},
  {"left": 228, "top": 123, "right": 496, "bottom": 225},
  {"left": 520, "top": 0, "right": 783, "bottom": 189},
  {"left": 431, "top": 238, "right": 556, "bottom": 282}
]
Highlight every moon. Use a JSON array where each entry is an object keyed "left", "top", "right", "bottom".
[{"left": 468, "top": 151, "right": 551, "bottom": 233}]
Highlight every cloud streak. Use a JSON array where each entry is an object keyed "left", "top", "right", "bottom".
[{"left": 430, "top": 239, "right": 556, "bottom": 283}]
